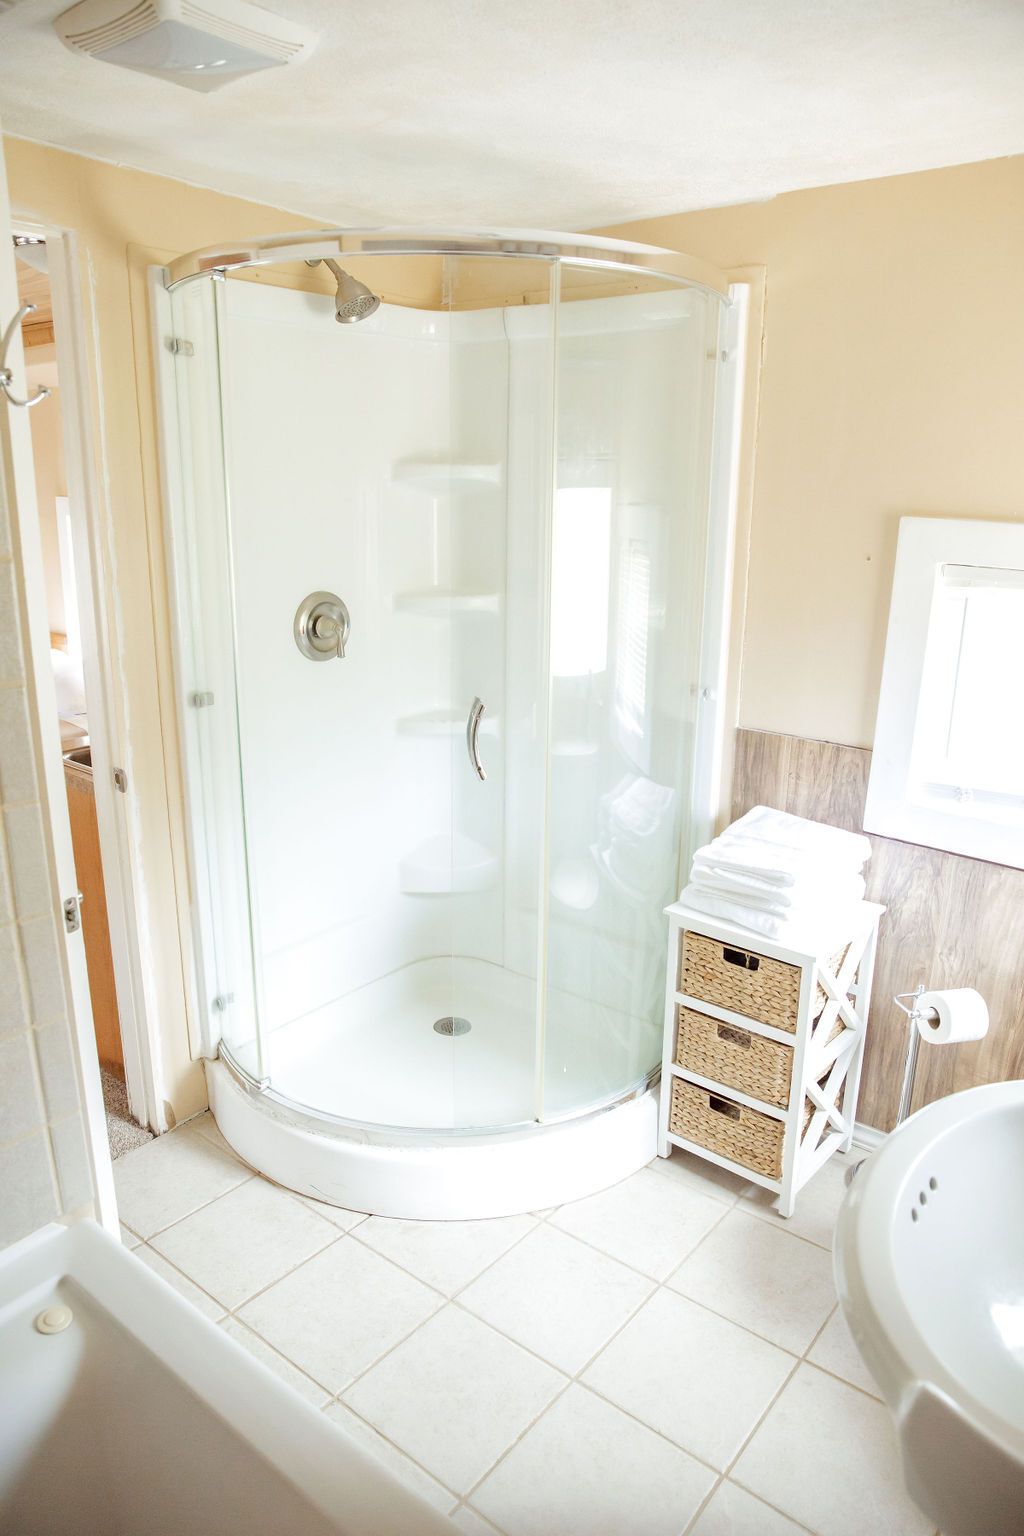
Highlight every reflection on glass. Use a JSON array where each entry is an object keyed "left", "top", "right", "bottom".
[{"left": 550, "top": 487, "right": 612, "bottom": 677}]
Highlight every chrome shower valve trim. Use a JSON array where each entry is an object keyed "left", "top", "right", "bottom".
[{"left": 294, "top": 591, "right": 351, "bottom": 661}]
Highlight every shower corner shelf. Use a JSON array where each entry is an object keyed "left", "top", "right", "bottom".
[
  {"left": 391, "top": 459, "right": 501, "bottom": 490},
  {"left": 550, "top": 858, "right": 600, "bottom": 912},
  {"left": 400, "top": 833, "right": 498, "bottom": 895},
  {"left": 392, "top": 588, "right": 501, "bottom": 616},
  {"left": 551, "top": 738, "right": 600, "bottom": 759},
  {"left": 397, "top": 709, "right": 497, "bottom": 739}
]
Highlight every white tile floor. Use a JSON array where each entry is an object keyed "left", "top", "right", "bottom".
[{"left": 114, "top": 1114, "right": 938, "bottom": 1536}]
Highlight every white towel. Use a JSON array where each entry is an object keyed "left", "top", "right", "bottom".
[
  {"left": 690, "top": 867, "right": 866, "bottom": 916},
  {"left": 691, "top": 841, "right": 862, "bottom": 889},
  {"left": 679, "top": 883, "right": 861, "bottom": 944},
  {"left": 723, "top": 807, "right": 871, "bottom": 868}
]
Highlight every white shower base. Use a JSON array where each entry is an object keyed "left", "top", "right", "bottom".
[
  {"left": 211, "top": 957, "right": 661, "bottom": 1219},
  {"left": 232, "top": 957, "right": 660, "bottom": 1130}
]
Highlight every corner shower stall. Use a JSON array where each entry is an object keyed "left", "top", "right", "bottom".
[{"left": 156, "top": 230, "right": 736, "bottom": 1217}]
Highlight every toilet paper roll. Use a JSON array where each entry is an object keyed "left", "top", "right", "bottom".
[{"left": 915, "top": 988, "right": 989, "bottom": 1044}]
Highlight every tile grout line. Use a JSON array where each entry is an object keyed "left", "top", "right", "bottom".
[
  {"left": 119, "top": 1125, "right": 864, "bottom": 1532},
  {"left": 453, "top": 1206, "right": 770, "bottom": 1514},
  {"left": 125, "top": 1137, "right": 803, "bottom": 1379},
  {"left": 678, "top": 1291, "right": 846, "bottom": 1536},
  {"left": 349, "top": 1209, "right": 544, "bottom": 1307},
  {"left": 220, "top": 1313, "right": 339, "bottom": 1405},
  {"left": 323, "top": 1193, "right": 729, "bottom": 1512}
]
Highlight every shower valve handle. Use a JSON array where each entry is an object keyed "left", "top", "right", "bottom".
[
  {"left": 313, "top": 611, "right": 346, "bottom": 658},
  {"left": 294, "top": 592, "right": 350, "bottom": 662}
]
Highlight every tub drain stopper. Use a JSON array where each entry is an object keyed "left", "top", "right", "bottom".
[{"left": 34, "top": 1304, "right": 73, "bottom": 1335}]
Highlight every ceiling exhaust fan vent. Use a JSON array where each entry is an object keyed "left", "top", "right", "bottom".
[{"left": 54, "top": 0, "right": 317, "bottom": 90}]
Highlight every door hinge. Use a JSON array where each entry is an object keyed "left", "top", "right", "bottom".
[
  {"left": 113, "top": 766, "right": 128, "bottom": 793},
  {"left": 63, "top": 892, "right": 84, "bottom": 933},
  {"left": 168, "top": 337, "right": 194, "bottom": 357},
  {"left": 189, "top": 690, "right": 215, "bottom": 708}
]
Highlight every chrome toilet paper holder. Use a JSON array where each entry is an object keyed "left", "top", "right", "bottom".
[{"left": 892, "top": 984, "right": 939, "bottom": 1127}]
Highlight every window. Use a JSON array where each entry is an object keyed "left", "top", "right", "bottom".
[{"left": 864, "top": 517, "right": 1024, "bottom": 866}]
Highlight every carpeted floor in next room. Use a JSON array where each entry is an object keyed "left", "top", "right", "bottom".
[{"left": 101, "top": 1067, "right": 154, "bottom": 1159}]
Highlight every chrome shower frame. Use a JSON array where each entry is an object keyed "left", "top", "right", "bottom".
[{"left": 164, "top": 226, "right": 730, "bottom": 299}]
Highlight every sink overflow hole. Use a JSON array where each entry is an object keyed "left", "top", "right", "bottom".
[{"left": 434, "top": 1016, "right": 471, "bottom": 1037}]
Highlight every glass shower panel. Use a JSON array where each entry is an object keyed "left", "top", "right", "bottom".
[
  {"left": 213, "top": 258, "right": 463, "bottom": 1124},
  {"left": 444, "top": 255, "right": 557, "bottom": 1127},
  {"left": 166, "top": 275, "right": 262, "bottom": 1076},
  {"left": 541, "top": 269, "right": 722, "bottom": 1120}
]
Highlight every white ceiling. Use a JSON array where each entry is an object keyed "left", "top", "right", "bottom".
[{"left": 0, "top": 0, "right": 1022, "bottom": 229}]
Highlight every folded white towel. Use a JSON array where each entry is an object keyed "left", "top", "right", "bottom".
[
  {"left": 679, "top": 883, "right": 861, "bottom": 944},
  {"left": 691, "top": 841, "right": 863, "bottom": 889},
  {"left": 690, "top": 867, "right": 866, "bottom": 916},
  {"left": 723, "top": 807, "right": 871, "bottom": 868}
]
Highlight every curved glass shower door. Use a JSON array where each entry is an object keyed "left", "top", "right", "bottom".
[
  {"left": 541, "top": 265, "right": 721, "bottom": 1119},
  {"left": 163, "top": 232, "right": 725, "bottom": 1139},
  {"left": 169, "top": 250, "right": 558, "bottom": 1130},
  {"left": 441, "top": 255, "right": 558, "bottom": 1129}
]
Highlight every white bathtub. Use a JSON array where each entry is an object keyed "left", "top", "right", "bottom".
[{"left": 0, "top": 1220, "right": 453, "bottom": 1536}]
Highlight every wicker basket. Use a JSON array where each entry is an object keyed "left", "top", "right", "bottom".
[
  {"left": 674, "top": 1005, "right": 793, "bottom": 1109},
  {"left": 679, "top": 931, "right": 849, "bottom": 1033},
  {"left": 669, "top": 1077, "right": 785, "bottom": 1179},
  {"left": 669, "top": 1075, "right": 836, "bottom": 1179}
]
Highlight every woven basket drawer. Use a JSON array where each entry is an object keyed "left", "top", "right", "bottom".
[
  {"left": 680, "top": 931, "right": 802, "bottom": 1032},
  {"left": 674, "top": 1006, "right": 793, "bottom": 1109},
  {"left": 669, "top": 1077, "right": 785, "bottom": 1179},
  {"left": 679, "top": 931, "right": 849, "bottom": 1033}
]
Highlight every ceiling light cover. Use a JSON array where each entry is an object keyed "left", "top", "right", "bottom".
[{"left": 53, "top": 0, "right": 317, "bottom": 91}]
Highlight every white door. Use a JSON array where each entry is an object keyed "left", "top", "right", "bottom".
[{"left": 0, "top": 122, "right": 116, "bottom": 1228}]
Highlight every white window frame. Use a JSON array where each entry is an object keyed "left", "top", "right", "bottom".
[{"left": 864, "top": 515, "right": 1024, "bottom": 867}]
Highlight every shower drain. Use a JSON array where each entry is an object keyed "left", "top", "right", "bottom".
[{"left": 433, "top": 1016, "right": 472, "bottom": 1037}]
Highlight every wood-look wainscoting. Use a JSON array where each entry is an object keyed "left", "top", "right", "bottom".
[{"left": 731, "top": 728, "right": 1024, "bottom": 1133}]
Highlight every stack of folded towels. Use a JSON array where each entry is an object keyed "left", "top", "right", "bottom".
[{"left": 681, "top": 805, "right": 871, "bottom": 941}]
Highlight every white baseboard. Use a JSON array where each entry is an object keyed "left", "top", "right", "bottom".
[{"left": 852, "top": 1121, "right": 886, "bottom": 1152}]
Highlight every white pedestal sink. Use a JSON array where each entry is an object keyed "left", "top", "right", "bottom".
[{"left": 835, "top": 1081, "right": 1024, "bottom": 1536}]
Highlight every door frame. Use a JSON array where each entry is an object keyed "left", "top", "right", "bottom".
[
  {"left": 690, "top": 270, "right": 765, "bottom": 855},
  {"left": 0, "top": 151, "right": 112, "bottom": 1231},
  {"left": 8, "top": 209, "right": 165, "bottom": 1135}
]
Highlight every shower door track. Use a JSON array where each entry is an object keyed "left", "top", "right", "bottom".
[{"left": 216, "top": 1040, "right": 660, "bottom": 1143}]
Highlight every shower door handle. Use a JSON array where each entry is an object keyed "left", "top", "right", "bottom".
[{"left": 467, "top": 697, "right": 487, "bottom": 781}]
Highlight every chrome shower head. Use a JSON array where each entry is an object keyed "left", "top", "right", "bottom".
[{"left": 306, "top": 257, "right": 380, "bottom": 324}]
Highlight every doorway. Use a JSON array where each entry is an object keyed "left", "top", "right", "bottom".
[{"left": 11, "top": 223, "right": 154, "bottom": 1163}]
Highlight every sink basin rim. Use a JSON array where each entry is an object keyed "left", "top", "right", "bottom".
[{"left": 835, "top": 1079, "right": 1024, "bottom": 1464}]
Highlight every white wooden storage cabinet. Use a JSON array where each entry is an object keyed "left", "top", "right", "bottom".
[{"left": 658, "top": 901, "right": 884, "bottom": 1216}]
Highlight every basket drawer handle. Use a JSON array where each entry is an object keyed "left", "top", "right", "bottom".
[
  {"left": 717, "top": 1024, "right": 751, "bottom": 1049},
  {"left": 723, "top": 946, "right": 760, "bottom": 972},
  {"left": 707, "top": 1094, "right": 742, "bottom": 1121}
]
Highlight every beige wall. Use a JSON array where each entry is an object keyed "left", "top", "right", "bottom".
[
  {"left": 598, "top": 155, "right": 1024, "bottom": 747},
  {"left": 3, "top": 137, "right": 334, "bottom": 1121}
]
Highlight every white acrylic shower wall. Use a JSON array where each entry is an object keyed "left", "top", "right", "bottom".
[{"left": 220, "top": 286, "right": 511, "bottom": 1040}]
